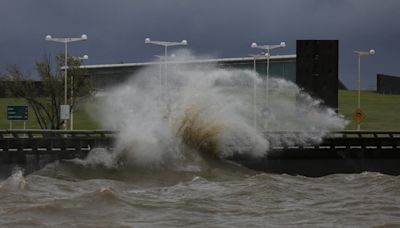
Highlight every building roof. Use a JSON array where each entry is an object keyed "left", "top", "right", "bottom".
[{"left": 80, "top": 54, "right": 296, "bottom": 70}]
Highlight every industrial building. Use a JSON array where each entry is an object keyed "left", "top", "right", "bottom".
[
  {"left": 82, "top": 55, "right": 296, "bottom": 90},
  {"left": 377, "top": 74, "right": 400, "bottom": 94},
  {"left": 82, "top": 40, "right": 340, "bottom": 110}
]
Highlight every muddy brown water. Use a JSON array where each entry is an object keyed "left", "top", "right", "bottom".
[{"left": 1, "top": 159, "right": 399, "bottom": 227}]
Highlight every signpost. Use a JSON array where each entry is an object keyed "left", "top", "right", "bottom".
[
  {"left": 7, "top": 106, "right": 28, "bottom": 129},
  {"left": 60, "top": 105, "right": 70, "bottom": 121},
  {"left": 352, "top": 108, "right": 366, "bottom": 125}
]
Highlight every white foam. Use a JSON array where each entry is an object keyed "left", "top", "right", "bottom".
[
  {"left": 89, "top": 51, "right": 347, "bottom": 167},
  {"left": 0, "top": 167, "right": 27, "bottom": 190}
]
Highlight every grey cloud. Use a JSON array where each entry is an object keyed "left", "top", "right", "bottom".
[{"left": 1, "top": 0, "right": 399, "bottom": 88}]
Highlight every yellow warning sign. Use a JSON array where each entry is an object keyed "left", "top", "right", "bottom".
[{"left": 352, "top": 108, "right": 366, "bottom": 124}]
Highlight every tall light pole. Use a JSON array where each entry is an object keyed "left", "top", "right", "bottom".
[
  {"left": 354, "top": 49, "right": 375, "bottom": 130},
  {"left": 45, "top": 34, "right": 88, "bottom": 130},
  {"left": 145, "top": 38, "right": 187, "bottom": 100},
  {"left": 70, "top": 54, "right": 88, "bottom": 130},
  {"left": 251, "top": 41, "right": 285, "bottom": 130},
  {"left": 248, "top": 53, "right": 267, "bottom": 132},
  {"left": 251, "top": 41, "right": 286, "bottom": 107},
  {"left": 154, "top": 54, "right": 176, "bottom": 107}
]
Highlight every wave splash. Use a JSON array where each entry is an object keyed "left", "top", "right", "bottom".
[
  {"left": 88, "top": 52, "right": 347, "bottom": 168},
  {"left": 0, "top": 167, "right": 27, "bottom": 190}
]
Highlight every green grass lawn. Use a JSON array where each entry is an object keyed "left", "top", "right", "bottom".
[
  {"left": 339, "top": 90, "right": 400, "bottom": 130},
  {"left": 0, "top": 98, "right": 100, "bottom": 130},
  {"left": 0, "top": 90, "right": 399, "bottom": 130}
]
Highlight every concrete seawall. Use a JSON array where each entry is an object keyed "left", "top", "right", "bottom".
[
  {"left": 0, "top": 130, "right": 114, "bottom": 178},
  {"left": 1, "top": 130, "right": 400, "bottom": 177}
]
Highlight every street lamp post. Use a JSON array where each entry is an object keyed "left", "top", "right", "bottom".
[
  {"left": 251, "top": 41, "right": 285, "bottom": 130},
  {"left": 45, "top": 34, "right": 88, "bottom": 130},
  {"left": 70, "top": 54, "right": 88, "bottom": 130},
  {"left": 250, "top": 41, "right": 286, "bottom": 107},
  {"left": 353, "top": 49, "right": 375, "bottom": 130},
  {"left": 248, "top": 53, "right": 268, "bottom": 133},
  {"left": 145, "top": 38, "right": 187, "bottom": 101},
  {"left": 154, "top": 54, "right": 177, "bottom": 107}
]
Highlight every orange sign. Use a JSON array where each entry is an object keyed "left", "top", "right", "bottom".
[{"left": 352, "top": 108, "right": 366, "bottom": 124}]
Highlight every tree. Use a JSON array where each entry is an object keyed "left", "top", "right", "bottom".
[{"left": 2, "top": 54, "right": 93, "bottom": 129}]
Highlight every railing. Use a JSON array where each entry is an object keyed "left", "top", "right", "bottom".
[
  {"left": 0, "top": 130, "right": 399, "bottom": 152},
  {"left": 2, "top": 130, "right": 399, "bottom": 138},
  {"left": 264, "top": 131, "right": 400, "bottom": 150},
  {"left": 264, "top": 130, "right": 400, "bottom": 138},
  {"left": 0, "top": 129, "right": 115, "bottom": 139},
  {"left": 0, "top": 130, "right": 115, "bottom": 152}
]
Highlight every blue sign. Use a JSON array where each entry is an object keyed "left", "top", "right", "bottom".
[{"left": 7, "top": 106, "right": 28, "bottom": 120}]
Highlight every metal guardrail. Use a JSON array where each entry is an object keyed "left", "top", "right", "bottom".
[
  {"left": 0, "top": 130, "right": 115, "bottom": 152},
  {"left": 1, "top": 130, "right": 400, "bottom": 138},
  {"left": 264, "top": 130, "right": 400, "bottom": 147},
  {"left": 264, "top": 130, "right": 400, "bottom": 137},
  {"left": 0, "top": 129, "right": 115, "bottom": 139},
  {"left": 0, "top": 130, "right": 399, "bottom": 151}
]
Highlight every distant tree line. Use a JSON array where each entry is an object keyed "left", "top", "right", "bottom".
[{"left": 0, "top": 81, "right": 44, "bottom": 98}]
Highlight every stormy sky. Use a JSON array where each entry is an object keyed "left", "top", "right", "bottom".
[{"left": 1, "top": 0, "right": 399, "bottom": 89}]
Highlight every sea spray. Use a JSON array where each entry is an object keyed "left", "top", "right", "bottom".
[
  {"left": 89, "top": 52, "right": 347, "bottom": 167},
  {"left": 0, "top": 167, "right": 27, "bottom": 190}
]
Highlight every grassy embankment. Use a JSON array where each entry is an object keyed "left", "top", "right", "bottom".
[
  {"left": 339, "top": 90, "right": 400, "bottom": 130},
  {"left": 0, "top": 90, "right": 399, "bottom": 130},
  {"left": 0, "top": 98, "right": 99, "bottom": 129}
]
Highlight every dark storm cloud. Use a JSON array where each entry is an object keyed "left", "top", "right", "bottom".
[{"left": 1, "top": 0, "right": 399, "bottom": 88}]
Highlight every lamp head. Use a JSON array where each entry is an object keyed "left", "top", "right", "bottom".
[
  {"left": 45, "top": 35, "right": 52, "bottom": 40},
  {"left": 145, "top": 38, "right": 151, "bottom": 43},
  {"left": 280, "top": 42, "right": 286, "bottom": 47},
  {"left": 82, "top": 55, "right": 89, "bottom": 59},
  {"left": 171, "top": 54, "right": 176, "bottom": 57},
  {"left": 369, "top": 49, "right": 375, "bottom": 55},
  {"left": 81, "top": 34, "right": 88, "bottom": 40},
  {"left": 251, "top": 42, "right": 257, "bottom": 48},
  {"left": 181, "top": 40, "right": 188, "bottom": 45}
]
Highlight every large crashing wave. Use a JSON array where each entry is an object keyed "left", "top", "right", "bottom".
[{"left": 90, "top": 52, "right": 347, "bottom": 168}]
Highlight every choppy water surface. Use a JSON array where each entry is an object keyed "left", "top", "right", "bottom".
[
  {"left": 1, "top": 53, "right": 395, "bottom": 227},
  {"left": 1, "top": 160, "right": 399, "bottom": 227}
]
